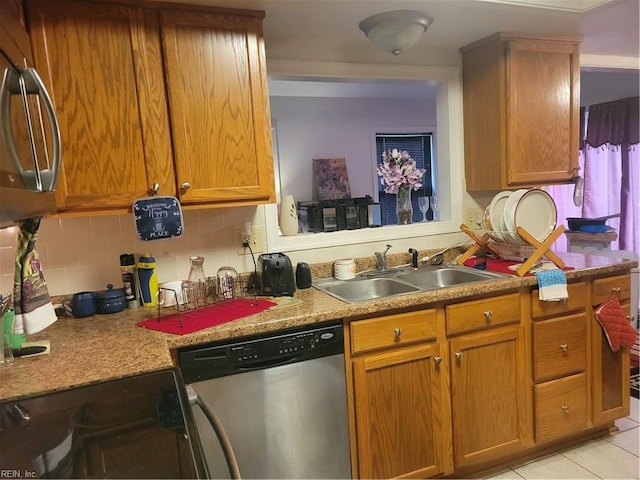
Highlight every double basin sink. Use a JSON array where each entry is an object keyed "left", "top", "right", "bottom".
[{"left": 313, "top": 264, "right": 506, "bottom": 303}]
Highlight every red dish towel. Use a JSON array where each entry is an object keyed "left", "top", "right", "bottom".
[
  {"left": 462, "top": 257, "right": 574, "bottom": 276},
  {"left": 136, "top": 298, "right": 277, "bottom": 335},
  {"left": 594, "top": 297, "right": 637, "bottom": 352}
]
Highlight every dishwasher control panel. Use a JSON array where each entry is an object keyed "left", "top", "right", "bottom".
[{"left": 178, "top": 320, "right": 344, "bottom": 382}]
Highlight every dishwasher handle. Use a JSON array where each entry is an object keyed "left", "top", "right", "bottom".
[
  {"left": 187, "top": 385, "right": 241, "bottom": 480},
  {"left": 234, "top": 354, "right": 300, "bottom": 372}
]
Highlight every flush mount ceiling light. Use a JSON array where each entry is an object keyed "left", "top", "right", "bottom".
[{"left": 359, "top": 10, "right": 433, "bottom": 56}]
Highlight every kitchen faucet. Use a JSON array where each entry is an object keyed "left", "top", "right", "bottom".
[
  {"left": 375, "top": 244, "right": 392, "bottom": 271},
  {"left": 408, "top": 248, "right": 419, "bottom": 269}
]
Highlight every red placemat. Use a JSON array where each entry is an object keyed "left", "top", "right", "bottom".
[
  {"left": 463, "top": 257, "right": 574, "bottom": 276},
  {"left": 136, "top": 298, "right": 277, "bottom": 335}
]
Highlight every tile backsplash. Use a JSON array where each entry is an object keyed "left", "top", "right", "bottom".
[{"left": 0, "top": 206, "right": 263, "bottom": 297}]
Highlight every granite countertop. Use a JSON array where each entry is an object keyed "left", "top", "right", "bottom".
[{"left": 0, "top": 252, "right": 636, "bottom": 403}]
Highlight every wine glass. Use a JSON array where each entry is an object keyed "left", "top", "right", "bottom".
[
  {"left": 430, "top": 195, "right": 439, "bottom": 221},
  {"left": 418, "top": 196, "right": 430, "bottom": 222}
]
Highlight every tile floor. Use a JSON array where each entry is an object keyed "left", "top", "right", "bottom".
[{"left": 487, "top": 396, "right": 639, "bottom": 479}]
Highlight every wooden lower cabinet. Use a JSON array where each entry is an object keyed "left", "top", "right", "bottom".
[
  {"left": 534, "top": 373, "right": 588, "bottom": 443},
  {"left": 449, "top": 326, "right": 528, "bottom": 468},
  {"left": 352, "top": 342, "right": 446, "bottom": 479},
  {"left": 345, "top": 271, "right": 632, "bottom": 478}
]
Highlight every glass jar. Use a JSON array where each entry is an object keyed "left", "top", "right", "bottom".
[
  {"left": 187, "top": 256, "right": 206, "bottom": 306},
  {"left": 216, "top": 266, "right": 238, "bottom": 300}
]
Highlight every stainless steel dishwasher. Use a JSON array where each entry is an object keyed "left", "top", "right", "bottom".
[{"left": 178, "top": 320, "right": 351, "bottom": 479}]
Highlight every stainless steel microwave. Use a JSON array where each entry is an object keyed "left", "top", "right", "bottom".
[{"left": 0, "top": 20, "right": 61, "bottom": 229}]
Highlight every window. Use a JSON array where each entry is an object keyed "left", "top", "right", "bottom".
[
  {"left": 376, "top": 133, "right": 434, "bottom": 224},
  {"left": 263, "top": 61, "right": 465, "bottom": 253}
]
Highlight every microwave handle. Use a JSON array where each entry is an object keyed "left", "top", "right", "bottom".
[
  {"left": 21, "top": 68, "right": 61, "bottom": 192},
  {"left": 0, "top": 67, "right": 38, "bottom": 189}
]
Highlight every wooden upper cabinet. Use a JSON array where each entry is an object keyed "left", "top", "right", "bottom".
[
  {"left": 26, "top": 0, "right": 274, "bottom": 213},
  {"left": 26, "top": 0, "right": 174, "bottom": 211},
  {"left": 159, "top": 9, "right": 275, "bottom": 205},
  {"left": 461, "top": 33, "right": 580, "bottom": 191}
]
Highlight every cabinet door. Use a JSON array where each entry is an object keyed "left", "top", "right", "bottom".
[
  {"left": 353, "top": 343, "right": 446, "bottom": 479},
  {"left": 591, "top": 302, "right": 631, "bottom": 425},
  {"left": 160, "top": 9, "right": 275, "bottom": 205},
  {"left": 462, "top": 34, "right": 579, "bottom": 191},
  {"left": 26, "top": 0, "right": 174, "bottom": 210},
  {"left": 450, "top": 326, "right": 528, "bottom": 468},
  {"left": 506, "top": 39, "right": 580, "bottom": 186}
]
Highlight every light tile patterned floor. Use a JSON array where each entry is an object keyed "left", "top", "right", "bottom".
[{"left": 486, "top": 396, "right": 640, "bottom": 480}]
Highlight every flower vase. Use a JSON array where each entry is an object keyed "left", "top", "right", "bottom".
[
  {"left": 279, "top": 194, "right": 299, "bottom": 236},
  {"left": 396, "top": 187, "right": 413, "bottom": 225}
]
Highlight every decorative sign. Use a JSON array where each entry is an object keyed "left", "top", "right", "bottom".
[{"left": 133, "top": 196, "right": 184, "bottom": 241}]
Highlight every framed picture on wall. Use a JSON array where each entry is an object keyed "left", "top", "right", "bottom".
[{"left": 313, "top": 158, "right": 352, "bottom": 200}]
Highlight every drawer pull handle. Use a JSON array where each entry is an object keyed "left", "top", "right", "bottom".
[
  {"left": 434, "top": 356, "right": 443, "bottom": 365},
  {"left": 394, "top": 327, "right": 403, "bottom": 337},
  {"left": 483, "top": 311, "right": 493, "bottom": 320},
  {"left": 561, "top": 405, "right": 569, "bottom": 413},
  {"left": 455, "top": 352, "right": 463, "bottom": 361},
  {"left": 560, "top": 344, "right": 569, "bottom": 352},
  {"left": 612, "top": 286, "right": 621, "bottom": 295}
]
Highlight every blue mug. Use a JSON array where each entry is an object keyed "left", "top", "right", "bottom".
[{"left": 62, "top": 291, "right": 97, "bottom": 318}]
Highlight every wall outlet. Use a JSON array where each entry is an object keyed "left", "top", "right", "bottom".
[
  {"left": 236, "top": 225, "right": 266, "bottom": 255},
  {"left": 463, "top": 207, "right": 484, "bottom": 229}
]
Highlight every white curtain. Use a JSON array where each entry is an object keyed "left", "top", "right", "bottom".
[{"left": 549, "top": 97, "right": 639, "bottom": 255}]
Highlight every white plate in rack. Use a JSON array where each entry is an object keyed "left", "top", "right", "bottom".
[
  {"left": 513, "top": 188, "right": 557, "bottom": 243},
  {"left": 488, "top": 190, "right": 512, "bottom": 242},
  {"left": 502, "top": 189, "right": 528, "bottom": 244}
]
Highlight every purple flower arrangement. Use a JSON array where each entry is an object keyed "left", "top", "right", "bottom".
[{"left": 376, "top": 148, "right": 426, "bottom": 194}]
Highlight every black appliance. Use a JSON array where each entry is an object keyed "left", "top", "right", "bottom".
[
  {"left": 298, "top": 196, "right": 377, "bottom": 232},
  {"left": 0, "top": 369, "right": 207, "bottom": 479},
  {"left": 257, "top": 253, "right": 296, "bottom": 296}
]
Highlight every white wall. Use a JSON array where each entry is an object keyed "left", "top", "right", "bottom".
[
  {"left": 271, "top": 96, "right": 437, "bottom": 203},
  {"left": 581, "top": 69, "right": 639, "bottom": 106}
]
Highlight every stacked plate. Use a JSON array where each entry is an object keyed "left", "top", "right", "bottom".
[{"left": 483, "top": 188, "right": 557, "bottom": 245}]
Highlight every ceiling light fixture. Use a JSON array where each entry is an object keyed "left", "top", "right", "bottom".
[{"left": 359, "top": 10, "right": 433, "bottom": 56}]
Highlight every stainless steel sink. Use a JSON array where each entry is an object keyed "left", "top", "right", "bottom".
[
  {"left": 313, "top": 277, "right": 421, "bottom": 303},
  {"left": 313, "top": 264, "right": 506, "bottom": 303},
  {"left": 395, "top": 266, "right": 502, "bottom": 290}
]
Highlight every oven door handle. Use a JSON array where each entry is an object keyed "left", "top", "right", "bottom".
[{"left": 187, "top": 385, "right": 241, "bottom": 480}]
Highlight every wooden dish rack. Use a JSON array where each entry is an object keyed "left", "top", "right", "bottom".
[{"left": 457, "top": 223, "right": 566, "bottom": 276}]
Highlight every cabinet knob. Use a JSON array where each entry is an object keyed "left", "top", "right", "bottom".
[
  {"left": 394, "top": 327, "right": 403, "bottom": 338},
  {"left": 483, "top": 311, "right": 493, "bottom": 321},
  {"left": 434, "top": 356, "right": 443, "bottom": 365},
  {"left": 181, "top": 182, "right": 191, "bottom": 191},
  {"left": 561, "top": 405, "right": 569, "bottom": 413},
  {"left": 455, "top": 352, "right": 463, "bottom": 361},
  {"left": 560, "top": 344, "right": 569, "bottom": 352},
  {"left": 612, "top": 286, "right": 621, "bottom": 295},
  {"left": 148, "top": 183, "right": 160, "bottom": 195}
]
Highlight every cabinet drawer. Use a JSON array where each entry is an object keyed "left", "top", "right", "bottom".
[
  {"left": 446, "top": 293, "right": 520, "bottom": 335},
  {"left": 350, "top": 310, "right": 437, "bottom": 355},
  {"left": 533, "top": 313, "right": 586, "bottom": 382},
  {"left": 592, "top": 274, "right": 631, "bottom": 305},
  {"left": 531, "top": 282, "right": 586, "bottom": 319},
  {"left": 534, "top": 373, "right": 587, "bottom": 443}
]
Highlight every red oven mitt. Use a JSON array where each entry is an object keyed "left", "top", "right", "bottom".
[{"left": 594, "top": 297, "right": 637, "bottom": 352}]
